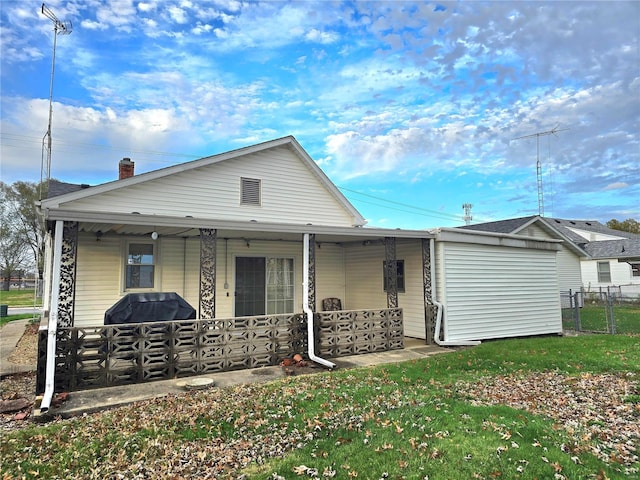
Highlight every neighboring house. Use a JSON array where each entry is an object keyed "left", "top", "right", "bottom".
[
  {"left": 36, "top": 136, "right": 563, "bottom": 409},
  {"left": 460, "top": 216, "right": 640, "bottom": 295}
]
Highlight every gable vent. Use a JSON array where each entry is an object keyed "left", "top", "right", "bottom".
[{"left": 241, "top": 177, "right": 261, "bottom": 206}]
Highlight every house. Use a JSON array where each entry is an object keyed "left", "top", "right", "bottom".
[
  {"left": 460, "top": 216, "right": 640, "bottom": 295},
  {"left": 36, "top": 136, "right": 564, "bottom": 411}
]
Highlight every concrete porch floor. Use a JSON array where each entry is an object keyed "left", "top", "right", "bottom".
[{"left": 36, "top": 338, "right": 457, "bottom": 420}]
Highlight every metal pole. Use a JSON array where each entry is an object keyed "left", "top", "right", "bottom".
[
  {"left": 45, "top": 29, "right": 58, "bottom": 191},
  {"left": 608, "top": 294, "right": 616, "bottom": 334}
]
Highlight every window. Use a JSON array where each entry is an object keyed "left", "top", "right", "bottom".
[
  {"left": 126, "top": 243, "right": 155, "bottom": 289},
  {"left": 241, "top": 177, "right": 261, "bottom": 206},
  {"left": 597, "top": 261, "right": 611, "bottom": 283},
  {"left": 383, "top": 259, "right": 405, "bottom": 293},
  {"left": 631, "top": 263, "right": 640, "bottom": 277},
  {"left": 266, "top": 258, "right": 294, "bottom": 314}
]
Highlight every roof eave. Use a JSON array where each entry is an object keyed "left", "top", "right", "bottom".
[{"left": 42, "top": 208, "right": 432, "bottom": 239}]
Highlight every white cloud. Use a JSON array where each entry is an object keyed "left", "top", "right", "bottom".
[
  {"left": 305, "top": 28, "right": 338, "bottom": 44},
  {"left": 604, "top": 182, "right": 629, "bottom": 191},
  {"left": 168, "top": 6, "right": 189, "bottom": 24}
]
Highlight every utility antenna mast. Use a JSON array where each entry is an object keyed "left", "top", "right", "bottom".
[
  {"left": 513, "top": 125, "right": 567, "bottom": 217},
  {"left": 40, "top": 3, "right": 72, "bottom": 199},
  {"left": 462, "top": 203, "right": 473, "bottom": 225}
]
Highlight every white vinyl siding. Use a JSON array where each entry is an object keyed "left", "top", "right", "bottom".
[
  {"left": 396, "top": 241, "right": 428, "bottom": 339},
  {"left": 517, "top": 222, "right": 583, "bottom": 293},
  {"left": 316, "top": 244, "right": 346, "bottom": 309},
  {"left": 344, "top": 244, "right": 387, "bottom": 311},
  {"left": 437, "top": 242, "right": 562, "bottom": 342},
  {"left": 74, "top": 233, "right": 124, "bottom": 327},
  {"left": 73, "top": 235, "right": 304, "bottom": 327},
  {"left": 57, "top": 146, "right": 356, "bottom": 226},
  {"left": 556, "top": 248, "right": 583, "bottom": 293},
  {"left": 343, "top": 240, "right": 428, "bottom": 339}
]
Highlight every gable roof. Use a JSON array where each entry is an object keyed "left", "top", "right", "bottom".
[
  {"left": 459, "top": 215, "right": 588, "bottom": 257},
  {"left": 460, "top": 216, "right": 640, "bottom": 260},
  {"left": 41, "top": 136, "right": 366, "bottom": 227}
]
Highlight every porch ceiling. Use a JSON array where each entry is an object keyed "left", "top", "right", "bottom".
[
  {"left": 77, "top": 219, "right": 433, "bottom": 245},
  {"left": 47, "top": 208, "right": 431, "bottom": 243}
]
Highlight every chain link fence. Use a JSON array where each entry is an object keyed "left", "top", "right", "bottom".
[{"left": 561, "top": 286, "right": 640, "bottom": 334}]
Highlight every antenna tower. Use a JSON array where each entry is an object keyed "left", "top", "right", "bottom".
[
  {"left": 462, "top": 203, "right": 473, "bottom": 225},
  {"left": 40, "top": 3, "right": 72, "bottom": 199},
  {"left": 513, "top": 125, "right": 567, "bottom": 217}
]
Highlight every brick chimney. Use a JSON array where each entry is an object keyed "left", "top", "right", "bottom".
[{"left": 119, "top": 157, "right": 135, "bottom": 179}]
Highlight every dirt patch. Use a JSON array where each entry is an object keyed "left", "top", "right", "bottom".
[{"left": 8, "top": 322, "right": 39, "bottom": 366}]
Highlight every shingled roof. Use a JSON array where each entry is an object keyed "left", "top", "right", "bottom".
[
  {"left": 460, "top": 216, "right": 640, "bottom": 261},
  {"left": 584, "top": 238, "right": 640, "bottom": 260},
  {"left": 458, "top": 216, "right": 536, "bottom": 234},
  {"left": 47, "top": 180, "right": 91, "bottom": 199}
]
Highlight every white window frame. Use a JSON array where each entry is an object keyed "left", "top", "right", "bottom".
[
  {"left": 597, "top": 261, "right": 611, "bottom": 283},
  {"left": 122, "top": 240, "right": 159, "bottom": 292}
]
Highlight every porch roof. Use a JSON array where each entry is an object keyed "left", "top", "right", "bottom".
[{"left": 44, "top": 208, "right": 434, "bottom": 244}]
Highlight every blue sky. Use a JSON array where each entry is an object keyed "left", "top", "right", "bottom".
[{"left": 1, "top": 0, "right": 638, "bottom": 228}]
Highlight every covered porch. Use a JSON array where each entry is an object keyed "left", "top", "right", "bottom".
[{"left": 37, "top": 215, "right": 436, "bottom": 396}]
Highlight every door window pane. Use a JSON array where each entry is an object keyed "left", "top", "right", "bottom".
[
  {"left": 267, "top": 258, "right": 294, "bottom": 314},
  {"left": 235, "top": 257, "right": 266, "bottom": 316}
]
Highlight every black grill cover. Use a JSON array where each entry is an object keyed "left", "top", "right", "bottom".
[{"left": 104, "top": 292, "right": 196, "bottom": 325}]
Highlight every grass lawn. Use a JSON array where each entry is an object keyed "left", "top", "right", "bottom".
[
  {"left": 1, "top": 335, "right": 638, "bottom": 479},
  {"left": 564, "top": 302, "right": 640, "bottom": 334},
  {"left": 0, "top": 313, "right": 39, "bottom": 328},
  {"left": 0, "top": 289, "right": 41, "bottom": 307}
]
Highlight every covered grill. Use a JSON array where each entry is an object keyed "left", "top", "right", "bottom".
[{"left": 104, "top": 292, "right": 196, "bottom": 325}]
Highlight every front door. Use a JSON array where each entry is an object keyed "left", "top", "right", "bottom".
[{"left": 235, "top": 257, "right": 266, "bottom": 316}]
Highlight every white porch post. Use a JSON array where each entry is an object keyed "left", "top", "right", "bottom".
[
  {"left": 40, "top": 220, "right": 63, "bottom": 412},
  {"left": 41, "top": 232, "right": 53, "bottom": 315}
]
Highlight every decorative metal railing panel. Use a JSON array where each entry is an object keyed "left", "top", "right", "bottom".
[
  {"left": 315, "top": 308, "right": 403, "bottom": 357},
  {"left": 36, "top": 309, "right": 405, "bottom": 393},
  {"left": 38, "top": 314, "right": 307, "bottom": 392}
]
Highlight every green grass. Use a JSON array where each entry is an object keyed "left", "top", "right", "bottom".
[
  {"left": 1, "top": 335, "right": 638, "bottom": 479},
  {"left": 0, "top": 313, "right": 39, "bottom": 327},
  {"left": 0, "top": 288, "right": 41, "bottom": 307},
  {"left": 563, "top": 302, "right": 640, "bottom": 334}
]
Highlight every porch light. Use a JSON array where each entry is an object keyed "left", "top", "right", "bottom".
[{"left": 151, "top": 231, "right": 158, "bottom": 240}]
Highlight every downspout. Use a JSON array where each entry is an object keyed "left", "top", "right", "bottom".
[
  {"left": 40, "top": 220, "right": 64, "bottom": 412},
  {"left": 303, "top": 233, "right": 336, "bottom": 369},
  {"left": 430, "top": 238, "right": 480, "bottom": 347}
]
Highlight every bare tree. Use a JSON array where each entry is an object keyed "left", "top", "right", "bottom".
[{"left": 0, "top": 181, "right": 46, "bottom": 290}]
